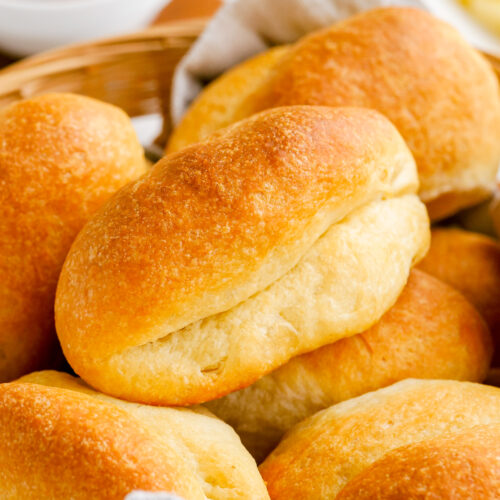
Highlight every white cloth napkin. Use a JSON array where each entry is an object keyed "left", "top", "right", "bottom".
[{"left": 171, "top": 0, "right": 500, "bottom": 124}]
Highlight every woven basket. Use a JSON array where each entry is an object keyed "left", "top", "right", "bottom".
[
  {"left": 0, "top": 19, "right": 205, "bottom": 149},
  {"left": 0, "top": 18, "right": 499, "bottom": 150}
]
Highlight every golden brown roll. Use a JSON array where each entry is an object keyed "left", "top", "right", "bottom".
[
  {"left": 0, "top": 370, "right": 269, "bottom": 500},
  {"left": 417, "top": 227, "right": 500, "bottom": 365},
  {"left": 205, "top": 269, "right": 492, "bottom": 462},
  {"left": 336, "top": 424, "right": 500, "bottom": 499},
  {"left": 0, "top": 93, "right": 146, "bottom": 382},
  {"left": 259, "top": 379, "right": 500, "bottom": 499},
  {"left": 168, "top": 7, "right": 500, "bottom": 221},
  {"left": 55, "top": 106, "right": 429, "bottom": 406}
]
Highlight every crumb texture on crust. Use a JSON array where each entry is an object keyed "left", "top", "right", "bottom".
[
  {"left": 205, "top": 269, "right": 492, "bottom": 461},
  {"left": 0, "top": 371, "right": 269, "bottom": 500},
  {"left": 336, "top": 424, "right": 500, "bottom": 499},
  {"left": 55, "top": 106, "right": 428, "bottom": 405},
  {"left": 170, "top": 7, "right": 500, "bottom": 220},
  {"left": 259, "top": 379, "right": 500, "bottom": 499},
  {"left": 0, "top": 93, "right": 146, "bottom": 382}
]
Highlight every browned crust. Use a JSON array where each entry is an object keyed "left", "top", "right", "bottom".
[
  {"left": 0, "top": 93, "right": 146, "bottom": 382},
  {"left": 251, "top": 8, "right": 500, "bottom": 220},
  {"left": 8, "top": 370, "right": 271, "bottom": 500},
  {"left": 172, "top": 8, "right": 500, "bottom": 220},
  {"left": 336, "top": 424, "right": 500, "bottom": 499},
  {"left": 259, "top": 380, "right": 500, "bottom": 499},
  {"left": 55, "top": 105, "right": 420, "bottom": 365},
  {"left": 418, "top": 228, "right": 500, "bottom": 365},
  {"left": 0, "top": 382, "right": 195, "bottom": 500}
]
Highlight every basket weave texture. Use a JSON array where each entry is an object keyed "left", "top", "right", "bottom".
[{"left": 0, "top": 19, "right": 205, "bottom": 148}]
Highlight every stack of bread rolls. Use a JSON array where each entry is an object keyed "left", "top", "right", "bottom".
[
  {"left": 1, "top": 6, "right": 500, "bottom": 499},
  {"left": 55, "top": 105, "right": 429, "bottom": 405},
  {"left": 168, "top": 8, "right": 500, "bottom": 222}
]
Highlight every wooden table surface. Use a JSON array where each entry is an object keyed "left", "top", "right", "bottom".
[{"left": 0, "top": 0, "right": 220, "bottom": 70}]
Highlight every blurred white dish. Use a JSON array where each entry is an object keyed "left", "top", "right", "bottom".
[{"left": 0, "top": 0, "right": 170, "bottom": 57}]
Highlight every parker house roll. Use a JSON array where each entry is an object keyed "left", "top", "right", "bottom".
[
  {"left": 205, "top": 269, "right": 492, "bottom": 462},
  {"left": 418, "top": 227, "right": 500, "bottom": 365},
  {"left": 0, "top": 93, "right": 146, "bottom": 382},
  {"left": 168, "top": 7, "right": 500, "bottom": 221},
  {"left": 0, "top": 371, "right": 268, "bottom": 500},
  {"left": 259, "top": 379, "right": 500, "bottom": 499},
  {"left": 55, "top": 106, "right": 429, "bottom": 406}
]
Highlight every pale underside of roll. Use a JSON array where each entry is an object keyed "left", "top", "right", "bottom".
[
  {"left": 0, "top": 370, "right": 268, "bottom": 500},
  {"left": 168, "top": 7, "right": 500, "bottom": 221},
  {"left": 55, "top": 106, "right": 429, "bottom": 406},
  {"left": 259, "top": 379, "right": 500, "bottom": 499},
  {"left": 205, "top": 269, "right": 492, "bottom": 462}
]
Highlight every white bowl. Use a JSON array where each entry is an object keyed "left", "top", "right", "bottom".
[{"left": 0, "top": 0, "right": 170, "bottom": 57}]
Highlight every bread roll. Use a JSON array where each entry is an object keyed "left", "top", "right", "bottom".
[
  {"left": 168, "top": 7, "right": 500, "bottom": 221},
  {"left": 418, "top": 228, "right": 500, "bottom": 365},
  {"left": 0, "top": 93, "right": 146, "bottom": 382},
  {"left": 206, "top": 269, "right": 492, "bottom": 462},
  {"left": 336, "top": 424, "right": 500, "bottom": 499},
  {"left": 0, "top": 370, "right": 268, "bottom": 500},
  {"left": 55, "top": 106, "right": 429, "bottom": 406},
  {"left": 259, "top": 379, "right": 500, "bottom": 499}
]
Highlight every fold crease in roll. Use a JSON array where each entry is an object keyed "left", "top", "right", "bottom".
[
  {"left": 204, "top": 269, "right": 492, "bottom": 462},
  {"left": 0, "top": 370, "right": 269, "bottom": 500},
  {"left": 336, "top": 424, "right": 500, "bottom": 499}
]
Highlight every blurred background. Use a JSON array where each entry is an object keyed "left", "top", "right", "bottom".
[
  {"left": 0, "top": 0, "right": 221, "bottom": 69},
  {"left": 3, "top": 0, "right": 500, "bottom": 70},
  {"left": 1, "top": 0, "right": 500, "bottom": 151}
]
